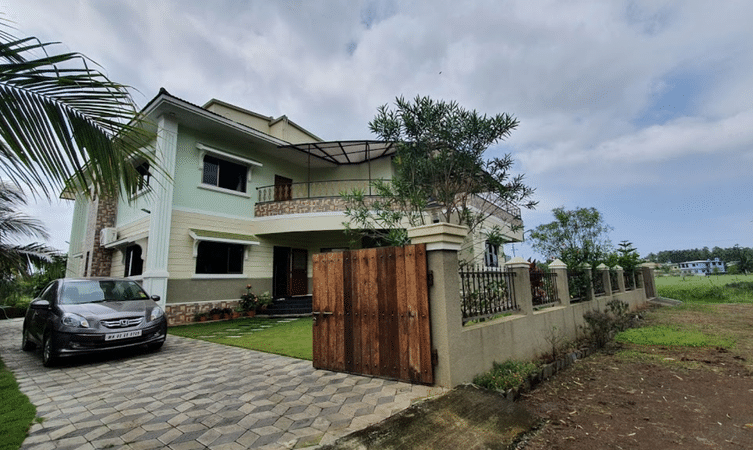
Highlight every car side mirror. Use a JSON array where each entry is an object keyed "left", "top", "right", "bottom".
[
  {"left": 30, "top": 299, "right": 50, "bottom": 310},
  {"left": 150, "top": 295, "right": 160, "bottom": 302}
]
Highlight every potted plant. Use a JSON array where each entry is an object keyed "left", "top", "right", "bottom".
[
  {"left": 209, "top": 307, "right": 223, "bottom": 321},
  {"left": 240, "top": 285, "right": 259, "bottom": 316},
  {"left": 193, "top": 311, "right": 207, "bottom": 322},
  {"left": 221, "top": 307, "right": 233, "bottom": 319},
  {"left": 256, "top": 291, "right": 273, "bottom": 312}
]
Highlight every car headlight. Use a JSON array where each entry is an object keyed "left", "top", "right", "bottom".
[
  {"left": 62, "top": 313, "right": 89, "bottom": 328},
  {"left": 149, "top": 306, "right": 164, "bottom": 322}
]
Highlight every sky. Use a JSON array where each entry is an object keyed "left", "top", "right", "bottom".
[{"left": 4, "top": 0, "right": 752, "bottom": 260}]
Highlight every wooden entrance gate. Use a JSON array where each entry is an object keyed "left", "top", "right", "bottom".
[{"left": 312, "top": 244, "right": 433, "bottom": 384}]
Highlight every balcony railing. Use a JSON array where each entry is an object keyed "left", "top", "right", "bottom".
[
  {"left": 257, "top": 180, "right": 522, "bottom": 219},
  {"left": 257, "top": 179, "right": 376, "bottom": 203}
]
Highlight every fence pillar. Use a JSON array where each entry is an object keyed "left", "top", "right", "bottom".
[
  {"left": 640, "top": 263, "right": 657, "bottom": 298},
  {"left": 614, "top": 265, "right": 626, "bottom": 292},
  {"left": 581, "top": 263, "right": 595, "bottom": 301},
  {"left": 549, "top": 259, "right": 570, "bottom": 306},
  {"left": 407, "top": 223, "right": 468, "bottom": 388},
  {"left": 597, "top": 263, "right": 610, "bottom": 295},
  {"left": 504, "top": 257, "right": 533, "bottom": 315}
]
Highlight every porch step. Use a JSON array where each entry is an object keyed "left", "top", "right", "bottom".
[{"left": 265, "top": 295, "right": 312, "bottom": 316}]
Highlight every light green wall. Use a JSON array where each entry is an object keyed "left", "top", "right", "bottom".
[
  {"left": 68, "top": 195, "right": 89, "bottom": 255},
  {"left": 170, "top": 125, "right": 394, "bottom": 217}
]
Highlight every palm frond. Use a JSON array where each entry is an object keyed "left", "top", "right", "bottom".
[
  {"left": 0, "top": 242, "right": 55, "bottom": 276},
  {"left": 0, "top": 181, "right": 49, "bottom": 240},
  {"left": 0, "top": 21, "right": 158, "bottom": 199}
]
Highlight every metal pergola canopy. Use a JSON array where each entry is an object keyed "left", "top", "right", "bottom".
[{"left": 277, "top": 140, "right": 396, "bottom": 165}]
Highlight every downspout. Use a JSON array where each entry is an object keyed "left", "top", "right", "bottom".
[{"left": 307, "top": 145, "right": 311, "bottom": 199}]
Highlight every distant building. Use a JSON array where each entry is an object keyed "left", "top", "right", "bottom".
[{"left": 678, "top": 258, "right": 726, "bottom": 275}]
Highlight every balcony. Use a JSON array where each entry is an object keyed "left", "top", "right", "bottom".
[
  {"left": 255, "top": 180, "right": 375, "bottom": 217},
  {"left": 255, "top": 179, "right": 522, "bottom": 225}
]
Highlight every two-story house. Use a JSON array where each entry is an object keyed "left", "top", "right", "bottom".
[{"left": 64, "top": 89, "right": 524, "bottom": 324}]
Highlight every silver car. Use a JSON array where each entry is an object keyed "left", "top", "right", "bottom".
[{"left": 22, "top": 278, "right": 167, "bottom": 367}]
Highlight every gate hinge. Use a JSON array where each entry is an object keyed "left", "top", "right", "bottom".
[
  {"left": 431, "top": 349, "right": 438, "bottom": 367},
  {"left": 427, "top": 270, "right": 434, "bottom": 287}
]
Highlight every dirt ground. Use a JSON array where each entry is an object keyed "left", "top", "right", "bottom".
[{"left": 519, "top": 304, "right": 753, "bottom": 449}]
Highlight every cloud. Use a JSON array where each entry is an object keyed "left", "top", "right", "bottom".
[{"left": 2, "top": 0, "right": 752, "bottom": 256}]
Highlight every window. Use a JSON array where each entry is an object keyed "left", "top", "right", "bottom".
[
  {"left": 124, "top": 245, "right": 143, "bottom": 277},
  {"left": 202, "top": 155, "right": 247, "bottom": 193},
  {"left": 484, "top": 241, "right": 500, "bottom": 267},
  {"left": 135, "top": 161, "right": 151, "bottom": 192},
  {"left": 195, "top": 241, "right": 244, "bottom": 274}
]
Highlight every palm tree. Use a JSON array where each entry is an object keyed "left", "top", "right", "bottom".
[
  {"left": 0, "top": 19, "right": 157, "bottom": 199},
  {"left": 0, "top": 182, "right": 55, "bottom": 275}
]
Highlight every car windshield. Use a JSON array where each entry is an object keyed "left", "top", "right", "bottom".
[{"left": 60, "top": 280, "right": 150, "bottom": 305}]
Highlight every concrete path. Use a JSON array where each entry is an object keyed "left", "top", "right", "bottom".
[{"left": 0, "top": 318, "right": 445, "bottom": 450}]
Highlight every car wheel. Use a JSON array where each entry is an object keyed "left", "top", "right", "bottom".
[
  {"left": 42, "top": 333, "right": 57, "bottom": 367},
  {"left": 21, "top": 327, "right": 36, "bottom": 351}
]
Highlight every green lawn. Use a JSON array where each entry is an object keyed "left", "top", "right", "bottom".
[
  {"left": 654, "top": 273, "right": 753, "bottom": 303},
  {"left": 0, "top": 358, "right": 37, "bottom": 450},
  {"left": 168, "top": 316, "right": 313, "bottom": 360}
]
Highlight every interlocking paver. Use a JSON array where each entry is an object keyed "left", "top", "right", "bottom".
[{"left": 1, "top": 318, "right": 446, "bottom": 449}]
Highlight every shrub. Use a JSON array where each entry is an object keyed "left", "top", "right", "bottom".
[
  {"left": 583, "top": 300, "right": 631, "bottom": 348},
  {"left": 473, "top": 360, "right": 538, "bottom": 392}
]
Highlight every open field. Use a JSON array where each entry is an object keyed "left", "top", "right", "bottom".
[
  {"left": 520, "top": 299, "right": 753, "bottom": 449},
  {"left": 655, "top": 273, "right": 753, "bottom": 303}
]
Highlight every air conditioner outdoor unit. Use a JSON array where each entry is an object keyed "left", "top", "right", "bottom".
[{"left": 100, "top": 228, "right": 118, "bottom": 246}]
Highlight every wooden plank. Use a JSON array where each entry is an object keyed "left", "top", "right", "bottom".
[
  {"left": 349, "top": 250, "right": 362, "bottom": 374},
  {"left": 385, "top": 247, "right": 400, "bottom": 379},
  {"left": 404, "top": 245, "right": 421, "bottom": 381},
  {"left": 323, "top": 252, "right": 337, "bottom": 370},
  {"left": 394, "top": 245, "right": 410, "bottom": 381},
  {"left": 365, "top": 248, "right": 379, "bottom": 376},
  {"left": 311, "top": 253, "right": 325, "bottom": 369},
  {"left": 333, "top": 251, "right": 345, "bottom": 371},
  {"left": 414, "top": 244, "right": 433, "bottom": 384},
  {"left": 376, "top": 247, "right": 390, "bottom": 378},
  {"left": 343, "top": 251, "right": 354, "bottom": 373}
]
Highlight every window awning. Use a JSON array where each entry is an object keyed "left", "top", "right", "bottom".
[
  {"left": 189, "top": 229, "right": 260, "bottom": 246},
  {"left": 103, "top": 231, "right": 149, "bottom": 249}
]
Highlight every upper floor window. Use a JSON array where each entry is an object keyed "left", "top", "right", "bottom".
[
  {"left": 124, "top": 244, "right": 143, "bottom": 277},
  {"left": 202, "top": 155, "right": 247, "bottom": 193},
  {"left": 484, "top": 241, "right": 500, "bottom": 267},
  {"left": 136, "top": 161, "right": 151, "bottom": 190}
]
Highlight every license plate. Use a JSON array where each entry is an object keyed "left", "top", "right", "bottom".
[{"left": 105, "top": 330, "right": 142, "bottom": 341}]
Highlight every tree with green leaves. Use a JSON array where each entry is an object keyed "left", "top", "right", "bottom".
[
  {"left": 343, "top": 95, "right": 536, "bottom": 246},
  {"left": 0, "top": 183, "right": 54, "bottom": 275},
  {"left": 0, "top": 20, "right": 157, "bottom": 199},
  {"left": 528, "top": 206, "right": 613, "bottom": 268}
]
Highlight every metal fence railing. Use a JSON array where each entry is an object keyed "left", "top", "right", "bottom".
[
  {"left": 592, "top": 271, "right": 606, "bottom": 297},
  {"left": 460, "top": 265, "right": 517, "bottom": 325},
  {"left": 610, "top": 270, "right": 619, "bottom": 293},
  {"left": 624, "top": 270, "right": 636, "bottom": 291},
  {"left": 531, "top": 271, "right": 558, "bottom": 309},
  {"left": 567, "top": 269, "right": 591, "bottom": 304}
]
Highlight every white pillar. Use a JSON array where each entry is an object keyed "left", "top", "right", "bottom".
[{"left": 142, "top": 114, "right": 177, "bottom": 307}]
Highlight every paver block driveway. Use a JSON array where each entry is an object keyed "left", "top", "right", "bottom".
[{"left": 0, "top": 319, "right": 445, "bottom": 449}]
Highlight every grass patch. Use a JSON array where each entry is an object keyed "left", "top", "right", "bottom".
[
  {"left": 616, "top": 325, "right": 734, "bottom": 348},
  {"left": 655, "top": 274, "right": 753, "bottom": 303},
  {"left": 168, "top": 317, "right": 313, "bottom": 360},
  {"left": 0, "top": 357, "right": 37, "bottom": 450},
  {"left": 473, "top": 360, "right": 538, "bottom": 392}
]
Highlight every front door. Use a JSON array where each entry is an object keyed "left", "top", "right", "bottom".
[
  {"left": 273, "top": 246, "right": 309, "bottom": 298},
  {"left": 290, "top": 248, "right": 309, "bottom": 295},
  {"left": 274, "top": 175, "right": 292, "bottom": 201}
]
